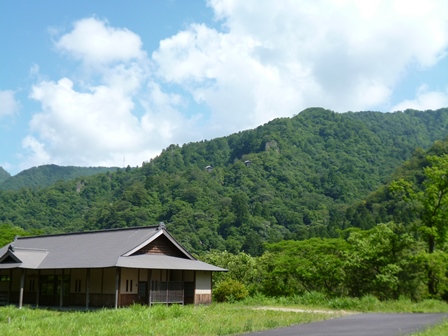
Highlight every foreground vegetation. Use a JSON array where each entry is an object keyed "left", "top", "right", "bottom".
[
  {"left": 413, "top": 321, "right": 448, "bottom": 336},
  {"left": 0, "top": 296, "right": 447, "bottom": 336},
  {"left": 0, "top": 303, "right": 333, "bottom": 336},
  {"left": 240, "top": 294, "right": 448, "bottom": 313}
]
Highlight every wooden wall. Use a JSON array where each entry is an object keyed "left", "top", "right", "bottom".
[{"left": 134, "top": 235, "right": 186, "bottom": 258}]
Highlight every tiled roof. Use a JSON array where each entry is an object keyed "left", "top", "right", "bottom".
[
  {"left": 116, "top": 255, "right": 225, "bottom": 271},
  {"left": 0, "top": 226, "right": 225, "bottom": 271}
]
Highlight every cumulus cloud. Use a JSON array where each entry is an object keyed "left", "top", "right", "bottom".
[
  {"left": 392, "top": 85, "right": 448, "bottom": 111},
  {"left": 21, "top": 136, "right": 51, "bottom": 167},
  {"left": 55, "top": 17, "right": 145, "bottom": 65},
  {"left": 28, "top": 76, "right": 190, "bottom": 168},
  {"left": 22, "top": 1, "right": 448, "bottom": 170},
  {"left": 25, "top": 18, "right": 191, "bottom": 169},
  {"left": 0, "top": 90, "right": 20, "bottom": 118},
  {"left": 153, "top": 0, "right": 448, "bottom": 132}
]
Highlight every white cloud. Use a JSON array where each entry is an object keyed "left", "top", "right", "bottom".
[
  {"left": 0, "top": 90, "right": 20, "bottom": 118},
  {"left": 392, "top": 85, "right": 448, "bottom": 111},
  {"left": 24, "top": 18, "right": 192, "bottom": 169},
  {"left": 56, "top": 17, "right": 145, "bottom": 65},
  {"left": 21, "top": 136, "right": 51, "bottom": 169},
  {"left": 28, "top": 76, "right": 193, "bottom": 168},
  {"left": 20, "top": 2, "right": 448, "bottom": 170},
  {"left": 153, "top": 0, "right": 448, "bottom": 133}
]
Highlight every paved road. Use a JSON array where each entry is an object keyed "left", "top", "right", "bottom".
[{"left": 244, "top": 313, "right": 448, "bottom": 336}]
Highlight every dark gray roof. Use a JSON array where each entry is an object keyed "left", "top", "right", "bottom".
[
  {"left": 0, "top": 226, "right": 225, "bottom": 272},
  {"left": 116, "top": 255, "right": 225, "bottom": 271}
]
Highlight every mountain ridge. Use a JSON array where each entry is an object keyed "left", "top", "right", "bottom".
[
  {"left": 1, "top": 107, "right": 448, "bottom": 254},
  {"left": 0, "top": 164, "right": 119, "bottom": 190},
  {"left": 0, "top": 167, "right": 10, "bottom": 184}
]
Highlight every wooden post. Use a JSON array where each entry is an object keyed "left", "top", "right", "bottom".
[
  {"left": 36, "top": 270, "right": 40, "bottom": 307},
  {"left": 211, "top": 272, "right": 213, "bottom": 304},
  {"left": 182, "top": 270, "right": 185, "bottom": 306},
  {"left": 8, "top": 269, "right": 12, "bottom": 305},
  {"left": 85, "top": 269, "right": 90, "bottom": 310},
  {"left": 193, "top": 271, "right": 199, "bottom": 305},
  {"left": 165, "top": 278, "right": 168, "bottom": 305},
  {"left": 148, "top": 269, "right": 152, "bottom": 306},
  {"left": 19, "top": 269, "right": 25, "bottom": 309},
  {"left": 59, "top": 270, "right": 64, "bottom": 308},
  {"left": 114, "top": 268, "right": 119, "bottom": 309},
  {"left": 101, "top": 268, "right": 104, "bottom": 307},
  {"left": 137, "top": 269, "right": 140, "bottom": 304}
]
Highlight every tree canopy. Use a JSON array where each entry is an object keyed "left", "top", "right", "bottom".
[{"left": 1, "top": 108, "right": 448, "bottom": 256}]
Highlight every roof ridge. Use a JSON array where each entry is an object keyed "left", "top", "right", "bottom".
[
  {"left": 17, "top": 225, "right": 160, "bottom": 240},
  {"left": 13, "top": 247, "right": 48, "bottom": 252}
]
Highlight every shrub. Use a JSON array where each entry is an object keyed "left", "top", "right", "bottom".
[
  {"left": 298, "top": 291, "right": 328, "bottom": 306},
  {"left": 214, "top": 279, "right": 249, "bottom": 302},
  {"left": 328, "top": 297, "right": 359, "bottom": 310}
]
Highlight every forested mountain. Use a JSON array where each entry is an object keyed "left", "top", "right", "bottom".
[
  {"left": 1, "top": 107, "right": 448, "bottom": 255},
  {"left": 0, "top": 167, "right": 10, "bottom": 184},
  {"left": 0, "top": 164, "right": 118, "bottom": 190},
  {"left": 339, "top": 137, "right": 448, "bottom": 231}
]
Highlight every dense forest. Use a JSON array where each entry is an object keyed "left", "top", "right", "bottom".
[
  {"left": 340, "top": 138, "right": 448, "bottom": 231},
  {"left": 0, "top": 164, "right": 117, "bottom": 190},
  {"left": 2, "top": 107, "right": 448, "bottom": 301},
  {"left": 206, "top": 146, "right": 448, "bottom": 301},
  {"left": 0, "top": 107, "right": 447, "bottom": 255}
]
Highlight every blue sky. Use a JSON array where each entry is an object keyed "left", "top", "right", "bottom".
[{"left": 1, "top": 0, "right": 448, "bottom": 175}]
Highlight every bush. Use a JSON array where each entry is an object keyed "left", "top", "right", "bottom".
[
  {"left": 214, "top": 279, "right": 249, "bottom": 302},
  {"left": 328, "top": 297, "right": 359, "bottom": 310},
  {"left": 298, "top": 291, "right": 328, "bottom": 306}
]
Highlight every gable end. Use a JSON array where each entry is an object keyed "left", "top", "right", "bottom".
[
  {"left": 132, "top": 235, "right": 188, "bottom": 258},
  {"left": 0, "top": 250, "right": 22, "bottom": 264}
]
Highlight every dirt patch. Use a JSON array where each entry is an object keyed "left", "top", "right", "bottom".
[{"left": 253, "top": 306, "right": 357, "bottom": 315}]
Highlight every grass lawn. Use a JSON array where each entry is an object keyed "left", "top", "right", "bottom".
[
  {"left": 0, "top": 303, "right": 336, "bottom": 336},
  {"left": 241, "top": 293, "right": 448, "bottom": 313},
  {"left": 0, "top": 295, "right": 447, "bottom": 336},
  {"left": 411, "top": 320, "right": 448, "bottom": 336}
]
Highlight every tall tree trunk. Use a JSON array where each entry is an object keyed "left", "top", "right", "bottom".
[
  {"left": 427, "top": 267, "right": 437, "bottom": 295},
  {"left": 428, "top": 235, "right": 435, "bottom": 254},
  {"left": 427, "top": 235, "right": 437, "bottom": 295}
]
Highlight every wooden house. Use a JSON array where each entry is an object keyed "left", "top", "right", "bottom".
[{"left": 0, "top": 223, "right": 225, "bottom": 308}]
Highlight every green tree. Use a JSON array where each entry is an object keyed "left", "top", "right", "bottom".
[
  {"left": 213, "top": 279, "right": 249, "bottom": 302},
  {"left": 0, "top": 223, "right": 33, "bottom": 247},
  {"left": 262, "top": 238, "right": 349, "bottom": 297},
  {"left": 241, "top": 231, "right": 264, "bottom": 256},
  {"left": 390, "top": 154, "right": 448, "bottom": 296},
  {"left": 344, "top": 222, "right": 423, "bottom": 299},
  {"left": 419, "top": 155, "right": 448, "bottom": 253},
  {"left": 201, "top": 250, "right": 262, "bottom": 293}
]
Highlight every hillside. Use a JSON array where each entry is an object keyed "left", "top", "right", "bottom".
[
  {"left": 0, "top": 167, "right": 10, "bottom": 184},
  {"left": 338, "top": 137, "right": 448, "bottom": 230},
  {"left": 0, "top": 164, "right": 118, "bottom": 190},
  {"left": 1, "top": 107, "right": 448, "bottom": 254}
]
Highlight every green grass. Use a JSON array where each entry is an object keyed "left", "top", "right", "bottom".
[
  {"left": 0, "top": 303, "right": 333, "bottom": 336},
  {"left": 1, "top": 295, "right": 447, "bottom": 335},
  {"left": 240, "top": 293, "right": 448, "bottom": 313},
  {"left": 411, "top": 320, "right": 448, "bottom": 336}
]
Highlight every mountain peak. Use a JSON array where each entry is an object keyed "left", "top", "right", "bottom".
[{"left": 0, "top": 166, "right": 11, "bottom": 184}]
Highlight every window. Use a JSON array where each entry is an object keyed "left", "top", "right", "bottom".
[
  {"left": 0, "top": 275, "right": 10, "bottom": 282},
  {"left": 125, "top": 279, "right": 133, "bottom": 293},
  {"left": 138, "top": 282, "right": 147, "bottom": 298}
]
